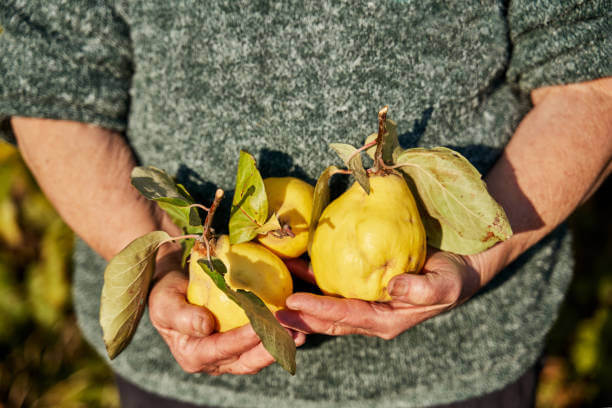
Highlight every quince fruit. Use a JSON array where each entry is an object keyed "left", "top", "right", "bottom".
[
  {"left": 311, "top": 173, "right": 426, "bottom": 301},
  {"left": 187, "top": 235, "right": 293, "bottom": 332},
  {"left": 257, "top": 177, "right": 314, "bottom": 258}
]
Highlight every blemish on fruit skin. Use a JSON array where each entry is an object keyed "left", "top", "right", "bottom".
[{"left": 481, "top": 231, "right": 495, "bottom": 242}]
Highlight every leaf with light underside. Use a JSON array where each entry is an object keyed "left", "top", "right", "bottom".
[
  {"left": 395, "top": 147, "right": 512, "bottom": 254},
  {"left": 254, "top": 213, "right": 282, "bottom": 235},
  {"left": 100, "top": 231, "right": 170, "bottom": 359},
  {"left": 131, "top": 167, "right": 202, "bottom": 234},
  {"left": 329, "top": 143, "right": 369, "bottom": 194},
  {"left": 197, "top": 259, "right": 297, "bottom": 375},
  {"left": 229, "top": 151, "right": 270, "bottom": 244},
  {"left": 307, "top": 165, "right": 339, "bottom": 256}
]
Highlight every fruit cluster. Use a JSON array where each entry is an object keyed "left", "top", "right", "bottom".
[{"left": 99, "top": 107, "right": 511, "bottom": 374}]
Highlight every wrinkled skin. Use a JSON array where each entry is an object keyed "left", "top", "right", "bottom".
[
  {"left": 151, "top": 245, "right": 304, "bottom": 375},
  {"left": 280, "top": 250, "right": 482, "bottom": 339}
]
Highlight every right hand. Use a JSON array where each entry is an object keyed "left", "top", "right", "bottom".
[{"left": 148, "top": 249, "right": 305, "bottom": 375}]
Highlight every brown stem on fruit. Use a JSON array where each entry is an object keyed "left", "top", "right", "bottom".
[
  {"left": 269, "top": 223, "right": 296, "bottom": 239},
  {"left": 202, "top": 189, "right": 224, "bottom": 241},
  {"left": 335, "top": 169, "right": 353, "bottom": 175},
  {"left": 373, "top": 106, "right": 388, "bottom": 173}
]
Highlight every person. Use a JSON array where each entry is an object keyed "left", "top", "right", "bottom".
[{"left": 1, "top": 1, "right": 610, "bottom": 407}]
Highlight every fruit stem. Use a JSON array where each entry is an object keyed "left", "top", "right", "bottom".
[
  {"left": 188, "top": 203, "right": 210, "bottom": 212},
  {"left": 203, "top": 189, "right": 224, "bottom": 241},
  {"left": 161, "top": 234, "right": 201, "bottom": 245},
  {"left": 373, "top": 106, "right": 388, "bottom": 173},
  {"left": 269, "top": 223, "right": 296, "bottom": 238},
  {"left": 348, "top": 139, "right": 378, "bottom": 163}
]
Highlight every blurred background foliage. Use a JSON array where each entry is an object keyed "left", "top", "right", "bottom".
[
  {"left": 0, "top": 139, "right": 610, "bottom": 407},
  {"left": 0, "top": 141, "right": 118, "bottom": 408}
]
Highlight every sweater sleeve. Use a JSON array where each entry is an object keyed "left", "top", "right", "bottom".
[
  {"left": 506, "top": 0, "right": 611, "bottom": 93},
  {"left": 0, "top": 0, "right": 133, "bottom": 142}
]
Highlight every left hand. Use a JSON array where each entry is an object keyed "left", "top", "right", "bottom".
[{"left": 277, "top": 251, "right": 483, "bottom": 340}]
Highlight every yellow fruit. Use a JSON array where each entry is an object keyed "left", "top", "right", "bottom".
[
  {"left": 311, "top": 173, "right": 426, "bottom": 301},
  {"left": 257, "top": 177, "right": 314, "bottom": 258},
  {"left": 187, "top": 235, "right": 293, "bottom": 332}
]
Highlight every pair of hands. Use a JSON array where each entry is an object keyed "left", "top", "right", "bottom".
[{"left": 148, "top": 247, "right": 485, "bottom": 375}]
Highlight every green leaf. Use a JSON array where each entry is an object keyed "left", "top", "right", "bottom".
[
  {"left": 197, "top": 259, "right": 297, "bottom": 375},
  {"left": 364, "top": 119, "right": 403, "bottom": 163},
  {"left": 381, "top": 119, "right": 401, "bottom": 164},
  {"left": 307, "top": 166, "right": 339, "bottom": 256},
  {"left": 254, "top": 213, "right": 282, "bottom": 236},
  {"left": 329, "top": 143, "right": 370, "bottom": 194},
  {"left": 229, "top": 151, "right": 269, "bottom": 244},
  {"left": 131, "top": 167, "right": 202, "bottom": 234},
  {"left": 99, "top": 231, "right": 170, "bottom": 359},
  {"left": 365, "top": 133, "right": 377, "bottom": 160},
  {"left": 181, "top": 238, "right": 196, "bottom": 268},
  {"left": 395, "top": 147, "right": 512, "bottom": 254}
]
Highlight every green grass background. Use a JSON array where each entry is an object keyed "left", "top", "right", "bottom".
[{"left": 0, "top": 140, "right": 610, "bottom": 407}]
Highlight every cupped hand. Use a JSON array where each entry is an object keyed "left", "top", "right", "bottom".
[
  {"left": 148, "top": 250, "right": 305, "bottom": 375},
  {"left": 279, "top": 251, "right": 483, "bottom": 340}
]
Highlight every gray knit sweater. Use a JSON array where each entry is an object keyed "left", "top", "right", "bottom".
[{"left": 1, "top": 1, "right": 610, "bottom": 406}]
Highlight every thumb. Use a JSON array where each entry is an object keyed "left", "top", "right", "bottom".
[
  {"left": 387, "top": 273, "right": 454, "bottom": 305},
  {"left": 149, "top": 270, "right": 216, "bottom": 337},
  {"left": 388, "top": 251, "right": 482, "bottom": 306}
]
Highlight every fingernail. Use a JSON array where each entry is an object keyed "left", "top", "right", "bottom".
[
  {"left": 193, "top": 314, "right": 205, "bottom": 335},
  {"left": 195, "top": 313, "right": 212, "bottom": 335},
  {"left": 276, "top": 310, "right": 309, "bottom": 333},
  {"left": 388, "top": 280, "right": 406, "bottom": 297},
  {"left": 293, "top": 332, "right": 307, "bottom": 346},
  {"left": 285, "top": 296, "right": 302, "bottom": 310}
]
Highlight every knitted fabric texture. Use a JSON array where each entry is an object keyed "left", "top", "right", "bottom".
[{"left": 1, "top": 0, "right": 610, "bottom": 406}]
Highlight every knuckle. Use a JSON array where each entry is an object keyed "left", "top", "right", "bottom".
[
  {"left": 380, "top": 329, "right": 401, "bottom": 340},
  {"left": 175, "top": 311, "right": 193, "bottom": 333},
  {"left": 179, "top": 361, "right": 200, "bottom": 374},
  {"left": 243, "top": 367, "right": 261, "bottom": 375},
  {"left": 446, "top": 279, "right": 462, "bottom": 304},
  {"left": 204, "top": 365, "right": 222, "bottom": 376},
  {"left": 237, "top": 361, "right": 265, "bottom": 375},
  {"left": 148, "top": 304, "right": 164, "bottom": 327},
  {"left": 172, "top": 335, "right": 193, "bottom": 363},
  {"left": 328, "top": 324, "right": 345, "bottom": 336}
]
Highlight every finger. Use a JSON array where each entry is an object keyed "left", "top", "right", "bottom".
[
  {"left": 217, "top": 342, "right": 276, "bottom": 375},
  {"left": 387, "top": 272, "right": 462, "bottom": 305},
  {"left": 291, "top": 329, "right": 307, "bottom": 347},
  {"left": 201, "top": 329, "right": 305, "bottom": 375},
  {"left": 149, "top": 270, "right": 215, "bottom": 337},
  {"left": 278, "top": 308, "right": 389, "bottom": 337},
  {"left": 280, "top": 293, "right": 392, "bottom": 335},
  {"left": 276, "top": 309, "right": 313, "bottom": 333},
  {"left": 187, "top": 324, "right": 262, "bottom": 367},
  {"left": 283, "top": 258, "right": 316, "bottom": 284}
]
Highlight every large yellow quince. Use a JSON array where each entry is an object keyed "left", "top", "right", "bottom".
[
  {"left": 311, "top": 173, "right": 426, "bottom": 301},
  {"left": 257, "top": 177, "right": 314, "bottom": 258},
  {"left": 187, "top": 235, "right": 293, "bottom": 332}
]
